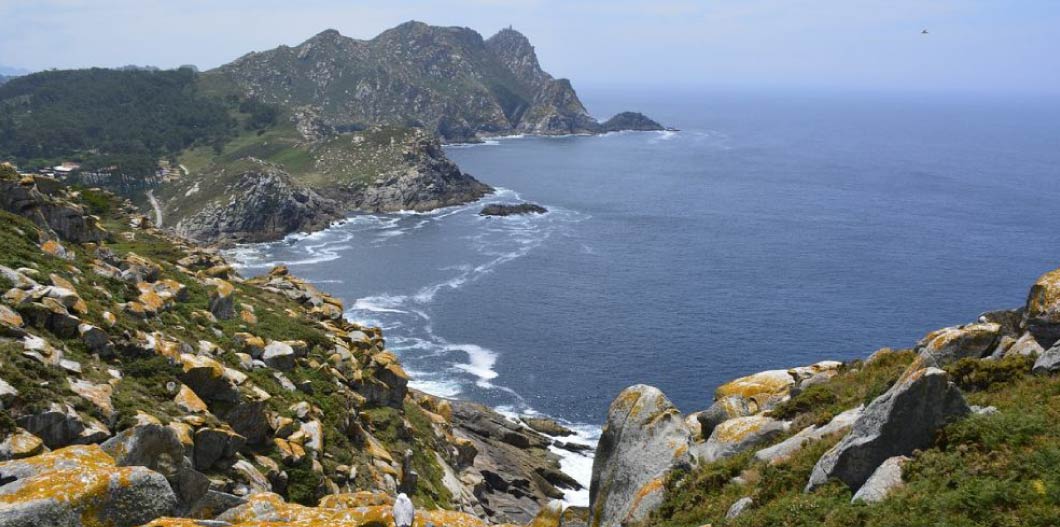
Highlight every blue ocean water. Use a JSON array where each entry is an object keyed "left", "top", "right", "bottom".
[{"left": 228, "top": 88, "right": 1060, "bottom": 432}]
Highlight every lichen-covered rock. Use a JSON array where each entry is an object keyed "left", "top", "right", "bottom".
[
  {"left": 755, "top": 406, "right": 863, "bottom": 464},
  {"left": 1025, "top": 267, "right": 1060, "bottom": 345},
  {"left": 589, "top": 385, "right": 692, "bottom": 527},
  {"left": 693, "top": 396, "right": 754, "bottom": 439},
  {"left": 916, "top": 322, "right": 1000, "bottom": 367},
  {"left": 0, "top": 445, "right": 177, "bottom": 527},
  {"left": 100, "top": 423, "right": 210, "bottom": 510},
  {"left": 0, "top": 430, "right": 45, "bottom": 461},
  {"left": 205, "top": 278, "right": 236, "bottom": 320},
  {"left": 714, "top": 369, "right": 796, "bottom": 414},
  {"left": 851, "top": 455, "right": 909, "bottom": 504},
  {"left": 694, "top": 415, "right": 789, "bottom": 463},
  {"left": 806, "top": 367, "right": 969, "bottom": 492}
]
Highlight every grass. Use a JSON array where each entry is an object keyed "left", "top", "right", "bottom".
[{"left": 650, "top": 352, "right": 1060, "bottom": 527}]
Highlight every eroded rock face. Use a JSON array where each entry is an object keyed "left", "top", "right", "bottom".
[
  {"left": 806, "top": 367, "right": 969, "bottom": 492},
  {"left": 174, "top": 165, "right": 343, "bottom": 244},
  {"left": 0, "top": 445, "right": 177, "bottom": 527},
  {"left": 0, "top": 176, "right": 108, "bottom": 244},
  {"left": 589, "top": 385, "right": 692, "bottom": 527}
]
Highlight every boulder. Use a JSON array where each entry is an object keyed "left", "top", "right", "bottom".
[
  {"left": 67, "top": 378, "right": 114, "bottom": 418},
  {"left": 77, "top": 323, "right": 111, "bottom": 354},
  {"left": 806, "top": 367, "right": 969, "bottom": 492},
  {"left": 714, "top": 369, "right": 795, "bottom": 414},
  {"left": 222, "top": 400, "right": 270, "bottom": 446},
  {"left": 589, "top": 385, "right": 692, "bottom": 527},
  {"left": 0, "top": 445, "right": 177, "bottom": 527},
  {"left": 851, "top": 455, "right": 909, "bottom": 504},
  {"left": 1025, "top": 267, "right": 1060, "bottom": 345},
  {"left": 916, "top": 323, "right": 1000, "bottom": 367},
  {"left": 100, "top": 423, "right": 210, "bottom": 509},
  {"left": 522, "top": 417, "right": 575, "bottom": 437},
  {"left": 1032, "top": 342, "right": 1060, "bottom": 375},
  {"left": 262, "top": 341, "right": 296, "bottom": 371},
  {"left": 179, "top": 353, "right": 238, "bottom": 403},
  {"left": 694, "top": 414, "right": 789, "bottom": 463},
  {"left": 206, "top": 279, "right": 236, "bottom": 320},
  {"left": 726, "top": 496, "right": 753, "bottom": 519},
  {"left": 693, "top": 396, "right": 753, "bottom": 439},
  {"left": 16, "top": 403, "right": 91, "bottom": 449},
  {"left": 755, "top": 406, "right": 863, "bottom": 464},
  {"left": 0, "top": 430, "right": 46, "bottom": 460},
  {"left": 193, "top": 427, "right": 245, "bottom": 470}
]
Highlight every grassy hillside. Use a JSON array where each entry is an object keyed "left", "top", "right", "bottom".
[{"left": 651, "top": 351, "right": 1060, "bottom": 526}]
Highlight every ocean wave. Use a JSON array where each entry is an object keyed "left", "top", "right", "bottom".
[{"left": 446, "top": 343, "right": 499, "bottom": 386}]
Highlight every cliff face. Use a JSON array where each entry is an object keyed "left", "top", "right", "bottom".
[
  {"left": 211, "top": 22, "right": 661, "bottom": 142},
  {"left": 0, "top": 165, "right": 572, "bottom": 525},
  {"left": 162, "top": 126, "right": 492, "bottom": 245}
]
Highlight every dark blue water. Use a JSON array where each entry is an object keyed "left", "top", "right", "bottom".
[{"left": 229, "top": 89, "right": 1060, "bottom": 432}]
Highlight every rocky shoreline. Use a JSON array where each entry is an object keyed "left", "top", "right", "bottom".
[{"left": 585, "top": 268, "right": 1060, "bottom": 526}]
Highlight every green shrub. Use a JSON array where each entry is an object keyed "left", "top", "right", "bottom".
[{"left": 946, "top": 354, "right": 1035, "bottom": 391}]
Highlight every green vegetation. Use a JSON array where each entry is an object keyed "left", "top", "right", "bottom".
[
  {"left": 652, "top": 352, "right": 1060, "bottom": 527},
  {"left": 0, "top": 68, "right": 277, "bottom": 178}
]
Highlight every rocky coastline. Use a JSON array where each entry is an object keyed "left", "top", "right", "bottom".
[{"left": 585, "top": 269, "right": 1060, "bottom": 526}]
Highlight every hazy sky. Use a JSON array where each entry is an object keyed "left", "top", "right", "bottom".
[{"left": 2, "top": 0, "right": 1058, "bottom": 95}]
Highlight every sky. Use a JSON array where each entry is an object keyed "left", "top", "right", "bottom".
[{"left": 1, "top": 0, "right": 1059, "bottom": 95}]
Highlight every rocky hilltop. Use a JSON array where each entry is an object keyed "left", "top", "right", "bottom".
[
  {"left": 0, "top": 165, "right": 581, "bottom": 526},
  {"left": 210, "top": 22, "right": 664, "bottom": 142},
  {"left": 588, "top": 268, "right": 1060, "bottom": 525}
]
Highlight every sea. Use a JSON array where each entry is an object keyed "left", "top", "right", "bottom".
[{"left": 226, "top": 87, "right": 1060, "bottom": 505}]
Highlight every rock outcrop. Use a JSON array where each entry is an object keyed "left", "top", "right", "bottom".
[
  {"left": 0, "top": 445, "right": 178, "bottom": 527},
  {"left": 480, "top": 203, "right": 548, "bottom": 217},
  {"left": 589, "top": 385, "right": 692, "bottom": 527},
  {"left": 211, "top": 23, "right": 662, "bottom": 142},
  {"left": 173, "top": 163, "right": 342, "bottom": 244},
  {"left": 851, "top": 455, "right": 909, "bottom": 504},
  {"left": 805, "top": 367, "right": 969, "bottom": 492}
]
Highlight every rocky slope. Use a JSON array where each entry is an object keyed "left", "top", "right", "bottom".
[
  {"left": 588, "top": 268, "right": 1060, "bottom": 526},
  {"left": 162, "top": 125, "right": 492, "bottom": 244},
  {"left": 209, "top": 22, "right": 664, "bottom": 142},
  {"left": 0, "top": 164, "right": 577, "bottom": 526}
]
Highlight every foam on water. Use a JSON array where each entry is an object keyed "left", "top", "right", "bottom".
[{"left": 226, "top": 182, "right": 601, "bottom": 504}]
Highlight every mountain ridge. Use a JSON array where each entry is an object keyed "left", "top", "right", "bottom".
[{"left": 209, "top": 22, "right": 663, "bottom": 142}]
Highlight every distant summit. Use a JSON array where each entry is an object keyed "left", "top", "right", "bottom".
[{"left": 209, "top": 22, "right": 663, "bottom": 142}]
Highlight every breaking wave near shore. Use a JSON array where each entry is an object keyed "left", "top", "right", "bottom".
[{"left": 225, "top": 188, "right": 600, "bottom": 504}]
